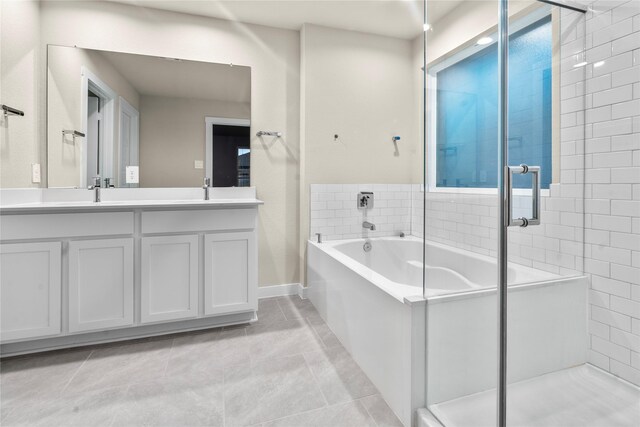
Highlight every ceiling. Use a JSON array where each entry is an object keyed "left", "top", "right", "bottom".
[
  {"left": 99, "top": 50, "right": 251, "bottom": 103},
  {"left": 108, "top": 0, "right": 464, "bottom": 40}
]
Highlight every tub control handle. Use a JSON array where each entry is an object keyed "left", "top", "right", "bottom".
[
  {"left": 315, "top": 233, "right": 322, "bottom": 243},
  {"left": 506, "top": 164, "right": 540, "bottom": 228}
]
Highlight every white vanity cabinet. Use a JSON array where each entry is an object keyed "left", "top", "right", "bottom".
[
  {"left": 0, "top": 188, "right": 262, "bottom": 356},
  {"left": 0, "top": 242, "right": 62, "bottom": 341},
  {"left": 141, "top": 235, "right": 199, "bottom": 323},
  {"left": 68, "top": 238, "right": 134, "bottom": 333}
]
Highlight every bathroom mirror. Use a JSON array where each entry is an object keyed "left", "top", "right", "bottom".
[{"left": 47, "top": 45, "right": 251, "bottom": 188}]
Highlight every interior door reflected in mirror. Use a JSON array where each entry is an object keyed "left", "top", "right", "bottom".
[{"left": 47, "top": 45, "right": 251, "bottom": 188}]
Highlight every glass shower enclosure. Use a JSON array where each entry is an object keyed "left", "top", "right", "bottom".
[{"left": 418, "top": 0, "right": 636, "bottom": 425}]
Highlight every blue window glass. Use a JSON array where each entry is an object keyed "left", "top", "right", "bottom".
[{"left": 435, "top": 16, "right": 552, "bottom": 189}]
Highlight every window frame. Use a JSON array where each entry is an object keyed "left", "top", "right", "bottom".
[{"left": 426, "top": 6, "right": 553, "bottom": 196}]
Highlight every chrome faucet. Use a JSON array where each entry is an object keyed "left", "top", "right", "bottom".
[
  {"left": 203, "top": 177, "right": 211, "bottom": 200},
  {"left": 363, "top": 221, "right": 376, "bottom": 231},
  {"left": 88, "top": 176, "right": 101, "bottom": 202}
]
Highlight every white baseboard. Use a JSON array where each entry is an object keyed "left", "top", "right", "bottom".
[{"left": 258, "top": 283, "right": 307, "bottom": 299}]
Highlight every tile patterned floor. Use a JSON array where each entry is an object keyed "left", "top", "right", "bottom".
[{"left": 0, "top": 296, "right": 403, "bottom": 427}]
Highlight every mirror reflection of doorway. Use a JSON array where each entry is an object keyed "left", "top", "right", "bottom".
[
  {"left": 86, "top": 91, "right": 102, "bottom": 185},
  {"left": 81, "top": 67, "right": 116, "bottom": 187},
  {"left": 212, "top": 125, "right": 250, "bottom": 187},
  {"left": 205, "top": 117, "right": 251, "bottom": 187}
]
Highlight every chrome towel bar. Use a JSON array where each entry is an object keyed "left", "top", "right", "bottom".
[
  {"left": 1, "top": 104, "right": 24, "bottom": 117},
  {"left": 256, "top": 131, "right": 282, "bottom": 137}
]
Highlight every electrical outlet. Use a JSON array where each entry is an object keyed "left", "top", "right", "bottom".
[
  {"left": 194, "top": 160, "right": 204, "bottom": 169},
  {"left": 125, "top": 166, "right": 139, "bottom": 184},
  {"left": 31, "top": 163, "right": 41, "bottom": 183}
]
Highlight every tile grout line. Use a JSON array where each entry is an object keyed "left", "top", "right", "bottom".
[
  {"left": 305, "top": 317, "right": 330, "bottom": 350},
  {"left": 160, "top": 337, "right": 177, "bottom": 378},
  {"left": 61, "top": 349, "right": 94, "bottom": 393},
  {"left": 358, "top": 396, "right": 382, "bottom": 427},
  {"left": 301, "top": 350, "right": 330, "bottom": 408},
  {"left": 274, "top": 296, "right": 294, "bottom": 321}
]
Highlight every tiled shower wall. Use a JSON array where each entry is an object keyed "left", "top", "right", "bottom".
[
  {"left": 411, "top": 189, "right": 584, "bottom": 276},
  {"left": 309, "top": 184, "right": 412, "bottom": 240},
  {"left": 580, "top": 0, "right": 640, "bottom": 386}
]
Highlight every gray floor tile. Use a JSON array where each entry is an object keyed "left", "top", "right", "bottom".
[
  {"left": 246, "top": 318, "right": 325, "bottom": 361},
  {"left": 276, "top": 296, "right": 323, "bottom": 323},
  {"left": 308, "top": 319, "right": 342, "bottom": 348},
  {"left": 1, "top": 385, "right": 128, "bottom": 427},
  {"left": 224, "top": 354, "right": 327, "bottom": 426},
  {"left": 169, "top": 328, "right": 251, "bottom": 373},
  {"left": 0, "top": 348, "right": 92, "bottom": 408},
  {"left": 113, "top": 376, "right": 224, "bottom": 426},
  {"left": 263, "top": 400, "right": 377, "bottom": 427},
  {"left": 224, "top": 363, "right": 264, "bottom": 427},
  {"left": 303, "top": 346, "right": 378, "bottom": 405},
  {"left": 255, "top": 297, "right": 287, "bottom": 325},
  {"left": 253, "top": 355, "right": 327, "bottom": 422},
  {"left": 63, "top": 339, "right": 173, "bottom": 394},
  {"left": 360, "top": 394, "right": 403, "bottom": 427}
]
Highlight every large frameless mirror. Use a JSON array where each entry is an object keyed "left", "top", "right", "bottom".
[{"left": 47, "top": 45, "right": 251, "bottom": 188}]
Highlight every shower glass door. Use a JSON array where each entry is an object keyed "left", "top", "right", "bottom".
[
  {"left": 422, "top": 0, "right": 501, "bottom": 424},
  {"left": 504, "top": 0, "right": 589, "bottom": 425}
]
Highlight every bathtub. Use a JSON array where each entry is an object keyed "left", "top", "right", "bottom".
[{"left": 307, "top": 237, "right": 587, "bottom": 426}]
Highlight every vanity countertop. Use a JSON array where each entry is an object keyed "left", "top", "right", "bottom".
[
  {"left": 0, "top": 198, "right": 263, "bottom": 213},
  {"left": 0, "top": 188, "right": 263, "bottom": 214}
]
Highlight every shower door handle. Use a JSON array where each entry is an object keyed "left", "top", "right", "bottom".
[{"left": 506, "top": 164, "right": 540, "bottom": 227}]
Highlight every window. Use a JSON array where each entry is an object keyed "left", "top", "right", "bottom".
[{"left": 431, "top": 15, "right": 552, "bottom": 190}]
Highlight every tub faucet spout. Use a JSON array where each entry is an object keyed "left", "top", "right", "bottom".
[{"left": 363, "top": 221, "right": 376, "bottom": 231}]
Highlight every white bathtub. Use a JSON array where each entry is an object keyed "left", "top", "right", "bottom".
[{"left": 307, "top": 237, "right": 588, "bottom": 426}]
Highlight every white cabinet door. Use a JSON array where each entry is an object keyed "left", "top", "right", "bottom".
[
  {"left": 204, "top": 232, "right": 257, "bottom": 315},
  {"left": 0, "top": 242, "right": 62, "bottom": 342},
  {"left": 68, "top": 238, "right": 133, "bottom": 332},
  {"left": 141, "top": 235, "right": 198, "bottom": 323}
]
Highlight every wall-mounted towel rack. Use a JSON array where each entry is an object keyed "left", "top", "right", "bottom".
[
  {"left": 1, "top": 104, "right": 25, "bottom": 117},
  {"left": 256, "top": 131, "right": 282, "bottom": 138},
  {"left": 63, "top": 130, "right": 86, "bottom": 138},
  {"left": 62, "top": 130, "right": 85, "bottom": 143}
]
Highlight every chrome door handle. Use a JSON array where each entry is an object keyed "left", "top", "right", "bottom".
[{"left": 506, "top": 164, "right": 540, "bottom": 227}]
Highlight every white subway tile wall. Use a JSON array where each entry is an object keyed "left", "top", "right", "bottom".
[
  {"left": 410, "top": 188, "right": 584, "bottom": 277},
  {"left": 582, "top": 0, "right": 640, "bottom": 386},
  {"left": 309, "top": 184, "right": 412, "bottom": 241}
]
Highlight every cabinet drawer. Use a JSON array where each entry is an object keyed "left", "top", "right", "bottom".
[
  {"left": 0, "top": 212, "right": 134, "bottom": 241},
  {"left": 141, "top": 209, "right": 256, "bottom": 234}
]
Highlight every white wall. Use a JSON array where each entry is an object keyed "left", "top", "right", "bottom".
[
  {"left": 300, "top": 23, "right": 419, "bottom": 281},
  {"left": 139, "top": 95, "right": 250, "bottom": 187},
  {"left": 0, "top": 0, "right": 41, "bottom": 188},
  {"left": 38, "top": 0, "right": 300, "bottom": 288}
]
